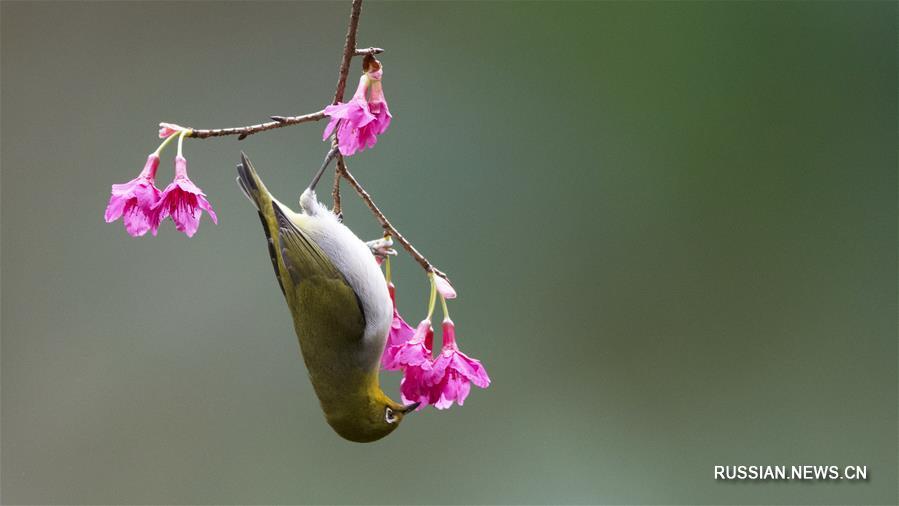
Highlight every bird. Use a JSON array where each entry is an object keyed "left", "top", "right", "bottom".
[{"left": 236, "top": 151, "right": 419, "bottom": 443}]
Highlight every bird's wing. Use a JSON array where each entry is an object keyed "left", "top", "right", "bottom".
[
  {"left": 272, "top": 204, "right": 341, "bottom": 284},
  {"left": 274, "top": 204, "right": 367, "bottom": 348},
  {"left": 236, "top": 152, "right": 366, "bottom": 346}
]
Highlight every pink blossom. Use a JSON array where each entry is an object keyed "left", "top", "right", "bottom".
[
  {"left": 400, "top": 365, "right": 431, "bottom": 409},
  {"left": 366, "top": 68, "right": 389, "bottom": 122},
  {"left": 323, "top": 66, "right": 392, "bottom": 156},
  {"left": 104, "top": 154, "right": 163, "bottom": 237},
  {"left": 424, "top": 318, "right": 490, "bottom": 409},
  {"left": 428, "top": 368, "right": 473, "bottom": 410},
  {"left": 393, "top": 319, "right": 434, "bottom": 368},
  {"left": 153, "top": 155, "right": 217, "bottom": 237},
  {"left": 434, "top": 275, "right": 457, "bottom": 300},
  {"left": 381, "top": 282, "right": 417, "bottom": 370},
  {"left": 397, "top": 320, "right": 434, "bottom": 410},
  {"left": 158, "top": 122, "right": 184, "bottom": 138}
]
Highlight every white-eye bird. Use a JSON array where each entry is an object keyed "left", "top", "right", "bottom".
[{"left": 236, "top": 152, "right": 419, "bottom": 443}]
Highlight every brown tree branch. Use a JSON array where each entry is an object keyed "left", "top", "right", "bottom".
[
  {"left": 330, "top": 0, "right": 364, "bottom": 214},
  {"left": 333, "top": 0, "right": 364, "bottom": 105},
  {"left": 354, "top": 47, "right": 384, "bottom": 56},
  {"left": 180, "top": 2, "right": 379, "bottom": 142},
  {"left": 331, "top": 163, "right": 344, "bottom": 217},
  {"left": 186, "top": 111, "right": 325, "bottom": 140},
  {"left": 338, "top": 155, "right": 449, "bottom": 282},
  {"left": 329, "top": 138, "right": 344, "bottom": 217}
]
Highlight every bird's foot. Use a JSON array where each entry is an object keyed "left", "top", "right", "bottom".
[{"left": 366, "top": 237, "right": 397, "bottom": 260}]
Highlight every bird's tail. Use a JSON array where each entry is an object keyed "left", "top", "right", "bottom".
[
  {"left": 236, "top": 152, "right": 287, "bottom": 295},
  {"left": 236, "top": 151, "right": 272, "bottom": 212}
]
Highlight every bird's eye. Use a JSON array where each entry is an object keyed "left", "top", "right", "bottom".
[{"left": 385, "top": 407, "right": 398, "bottom": 424}]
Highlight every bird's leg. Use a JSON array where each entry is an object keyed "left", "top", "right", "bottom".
[{"left": 307, "top": 145, "right": 339, "bottom": 193}]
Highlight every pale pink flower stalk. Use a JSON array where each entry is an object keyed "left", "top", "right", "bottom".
[
  {"left": 104, "top": 153, "right": 163, "bottom": 237},
  {"left": 323, "top": 61, "right": 392, "bottom": 156},
  {"left": 154, "top": 155, "right": 218, "bottom": 237},
  {"left": 424, "top": 318, "right": 490, "bottom": 409}
]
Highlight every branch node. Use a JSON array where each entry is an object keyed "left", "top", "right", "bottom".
[
  {"left": 353, "top": 47, "right": 384, "bottom": 56},
  {"left": 332, "top": 0, "right": 364, "bottom": 104}
]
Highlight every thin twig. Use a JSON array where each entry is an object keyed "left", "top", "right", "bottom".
[
  {"left": 187, "top": 111, "right": 325, "bottom": 140},
  {"left": 354, "top": 47, "right": 384, "bottom": 56},
  {"left": 338, "top": 155, "right": 449, "bottom": 281},
  {"left": 331, "top": 158, "right": 343, "bottom": 217},
  {"left": 330, "top": 154, "right": 343, "bottom": 215},
  {"left": 330, "top": 0, "right": 364, "bottom": 212},
  {"left": 333, "top": 0, "right": 364, "bottom": 105}
]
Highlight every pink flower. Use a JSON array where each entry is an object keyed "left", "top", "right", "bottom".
[
  {"left": 400, "top": 365, "right": 431, "bottom": 409},
  {"left": 153, "top": 155, "right": 217, "bottom": 237},
  {"left": 158, "top": 122, "right": 184, "bottom": 138},
  {"left": 366, "top": 68, "right": 390, "bottom": 122},
  {"left": 424, "top": 318, "right": 490, "bottom": 409},
  {"left": 397, "top": 320, "right": 434, "bottom": 410},
  {"left": 394, "top": 319, "right": 434, "bottom": 368},
  {"left": 381, "top": 282, "right": 417, "bottom": 370},
  {"left": 104, "top": 154, "right": 163, "bottom": 237},
  {"left": 323, "top": 65, "right": 392, "bottom": 156},
  {"left": 428, "top": 368, "right": 472, "bottom": 410}
]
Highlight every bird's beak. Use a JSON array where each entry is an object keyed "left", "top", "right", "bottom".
[{"left": 400, "top": 402, "right": 421, "bottom": 414}]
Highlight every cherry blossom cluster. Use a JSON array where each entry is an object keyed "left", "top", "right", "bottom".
[
  {"left": 381, "top": 259, "right": 491, "bottom": 410},
  {"left": 104, "top": 127, "right": 216, "bottom": 237}
]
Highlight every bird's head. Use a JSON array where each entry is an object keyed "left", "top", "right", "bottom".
[{"left": 324, "top": 388, "right": 420, "bottom": 443}]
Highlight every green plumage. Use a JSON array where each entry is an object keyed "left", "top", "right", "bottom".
[{"left": 237, "top": 153, "right": 409, "bottom": 442}]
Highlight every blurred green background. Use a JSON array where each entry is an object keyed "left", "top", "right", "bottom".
[{"left": 2, "top": 1, "right": 896, "bottom": 504}]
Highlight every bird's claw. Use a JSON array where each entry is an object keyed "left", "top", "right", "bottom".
[{"left": 366, "top": 237, "right": 397, "bottom": 259}]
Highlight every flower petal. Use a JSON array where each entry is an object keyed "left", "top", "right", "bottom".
[
  {"left": 122, "top": 200, "right": 153, "bottom": 237},
  {"left": 154, "top": 157, "right": 216, "bottom": 236},
  {"left": 434, "top": 275, "right": 457, "bottom": 299},
  {"left": 451, "top": 352, "right": 491, "bottom": 388},
  {"left": 322, "top": 116, "right": 341, "bottom": 140},
  {"left": 400, "top": 366, "right": 431, "bottom": 408},
  {"left": 158, "top": 122, "right": 184, "bottom": 138},
  {"left": 105, "top": 158, "right": 162, "bottom": 236},
  {"left": 322, "top": 72, "right": 388, "bottom": 157},
  {"left": 105, "top": 194, "right": 128, "bottom": 222},
  {"left": 381, "top": 301, "right": 416, "bottom": 370},
  {"left": 197, "top": 194, "right": 218, "bottom": 224}
]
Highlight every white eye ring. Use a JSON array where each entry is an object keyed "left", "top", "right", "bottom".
[{"left": 385, "top": 407, "right": 398, "bottom": 424}]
